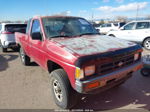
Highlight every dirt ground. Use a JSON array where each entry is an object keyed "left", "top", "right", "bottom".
[{"left": 0, "top": 48, "right": 150, "bottom": 112}]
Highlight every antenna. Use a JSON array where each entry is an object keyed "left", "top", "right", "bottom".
[
  {"left": 136, "top": 4, "right": 139, "bottom": 20},
  {"left": 91, "top": 12, "right": 94, "bottom": 22}
]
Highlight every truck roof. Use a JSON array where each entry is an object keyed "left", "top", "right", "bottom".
[{"left": 32, "top": 15, "right": 83, "bottom": 19}]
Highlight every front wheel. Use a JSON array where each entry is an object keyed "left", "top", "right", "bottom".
[
  {"left": 109, "top": 34, "right": 115, "bottom": 37},
  {"left": 140, "top": 68, "right": 150, "bottom": 77},
  {"left": 19, "top": 47, "right": 30, "bottom": 65},
  {"left": 50, "top": 69, "right": 79, "bottom": 109},
  {"left": 143, "top": 38, "right": 150, "bottom": 50}
]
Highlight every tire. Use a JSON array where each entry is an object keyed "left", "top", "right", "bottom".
[
  {"left": 143, "top": 38, "right": 150, "bottom": 50},
  {"left": 2, "top": 48, "right": 7, "bottom": 52},
  {"left": 50, "top": 69, "right": 79, "bottom": 109},
  {"left": 0, "top": 41, "right": 7, "bottom": 52},
  {"left": 19, "top": 47, "right": 30, "bottom": 65},
  {"left": 12, "top": 47, "right": 19, "bottom": 52},
  {"left": 140, "top": 68, "right": 150, "bottom": 77},
  {"left": 109, "top": 34, "right": 115, "bottom": 37}
]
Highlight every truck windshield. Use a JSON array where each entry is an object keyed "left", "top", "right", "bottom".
[{"left": 42, "top": 17, "right": 98, "bottom": 38}]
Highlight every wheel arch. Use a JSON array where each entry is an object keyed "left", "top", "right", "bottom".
[
  {"left": 142, "top": 37, "right": 150, "bottom": 46},
  {"left": 47, "top": 60, "right": 75, "bottom": 89},
  {"left": 108, "top": 34, "right": 115, "bottom": 37},
  {"left": 47, "top": 60, "right": 63, "bottom": 74}
]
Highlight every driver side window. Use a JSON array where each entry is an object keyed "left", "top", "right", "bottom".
[
  {"left": 31, "top": 20, "right": 41, "bottom": 34},
  {"left": 31, "top": 20, "right": 42, "bottom": 40},
  {"left": 124, "top": 22, "right": 135, "bottom": 30}
]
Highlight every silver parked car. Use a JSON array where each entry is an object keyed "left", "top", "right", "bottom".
[{"left": 0, "top": 23, "right": 26, "bottom": 52}]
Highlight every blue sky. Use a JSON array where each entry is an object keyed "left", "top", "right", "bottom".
[{"left": 0, "top": 0, "right": 149, "bottom": 21}]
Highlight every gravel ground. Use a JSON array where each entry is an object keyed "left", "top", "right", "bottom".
[{"left": 0, "top": 48, "right": 150, "bottom": 112}]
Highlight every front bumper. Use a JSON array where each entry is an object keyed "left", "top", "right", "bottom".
[{"left": 75, "top": 61, "right": 143, "bottom": 94}]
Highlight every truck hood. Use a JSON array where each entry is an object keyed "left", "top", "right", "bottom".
[{"left": 51, "top": 35, "right": 137, "bottom": 57}]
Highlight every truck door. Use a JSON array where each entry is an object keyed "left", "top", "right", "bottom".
[{"left": 29, "top": 19, "right": 45, "bottom": 67}]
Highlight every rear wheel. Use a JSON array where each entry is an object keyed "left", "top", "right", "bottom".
[
  {"left": 50, "top": 69, "right": 79, "bottom": 109},
  {"left": 143, "top": 38, "right": 150, "bottom": 50},
  {"left": 19, "top": 47, "right": 30, "bottom": 65}
]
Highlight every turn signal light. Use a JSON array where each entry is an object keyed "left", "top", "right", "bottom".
[
  {"left": 87, "top": 82, "right": 100, "bottom": 89},
  {"left": 75, "top": 67, "right": 84, "bottom": 79}
]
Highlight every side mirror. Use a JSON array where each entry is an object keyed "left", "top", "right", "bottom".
[
  {"left": 32, "top": 32, "right": 42, "bottom": 41},
  {"left": 120, "top": 27, "right": 124, "bottom": 30}
]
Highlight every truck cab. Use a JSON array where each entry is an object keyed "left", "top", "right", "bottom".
[{"left": 15, "top": 16, "right": 143, "bottom": 109}]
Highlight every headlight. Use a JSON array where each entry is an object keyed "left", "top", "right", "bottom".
[
  {"left": 75, "top": 67, "right": 84, "bottom": 79},
  {"left": 84, "top": 65, "right": 95, "bottom": 76},
  {"left": 134, "top": 53, "right": 140, "bottom": 61}
]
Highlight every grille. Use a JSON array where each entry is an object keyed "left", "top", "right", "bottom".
[{"left": 96, "top": 52, "right": 138, "bottom": 75}]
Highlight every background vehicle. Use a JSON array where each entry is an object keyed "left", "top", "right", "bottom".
[
  {"left": 141, "top": 54, "right": 150, "bottom": 76},
  {"left": 107, "top": 20, "right": 150, "bottom": 50},
  {"left": 0, "top": 23, "right": 26, "bottom": 52},
  {"left": 96, "top": 22, "right": 125, "bottom": 34},
  {"left": 15, "top": 16, "right": 143, "bottom": 109},
  {"left": 90, "top": 22, "right": 102, "bottom": 28},
  {"left": 114, "top": 22, "right": 126, "bottom": 28}
]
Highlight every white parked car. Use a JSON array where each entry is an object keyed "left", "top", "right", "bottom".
[
  {"left": 0, "top": 23, "right": 26, "bottom": 52},
  {"left": 97, "top": 22, "right": 125, "bottom": 34},
  {"left": 107, "top": 20, "right": 150, "bottom": 50}
]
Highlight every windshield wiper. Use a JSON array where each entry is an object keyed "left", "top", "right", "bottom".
[
  {"left": 78, "top": 33, "right": 100, "bottom": 36},
  {"left": 49, "top": 33, "right": 100, "bottom": 38},
  {"left": 49, "top": 35, "right": 70, "bottom": 38}
]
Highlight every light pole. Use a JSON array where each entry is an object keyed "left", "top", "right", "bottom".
[
  {"left": 91, "top": 12, "right": 94, "bottom": 22},
  {"left": 136, "top": 4, "right": 139, "bottom": 20}
]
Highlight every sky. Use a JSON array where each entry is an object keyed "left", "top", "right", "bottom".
[{"left": 0, "top": 0, "right": 149, "bottom": 21}]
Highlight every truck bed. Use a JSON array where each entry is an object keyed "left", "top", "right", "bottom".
[{"left": 15, "top": 32, "right": 27, "bottom": 44}]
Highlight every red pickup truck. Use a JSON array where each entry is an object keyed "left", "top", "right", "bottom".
[{"left": 15, "top": 16, "right": 143, "bottom": 109}]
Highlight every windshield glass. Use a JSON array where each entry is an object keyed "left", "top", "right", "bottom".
[
  {"left": 42, "top": 17, "right": 98, "bottom": 38},
  {"left": 5, "top": 24, "right": 27, "bottom": 33}
]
